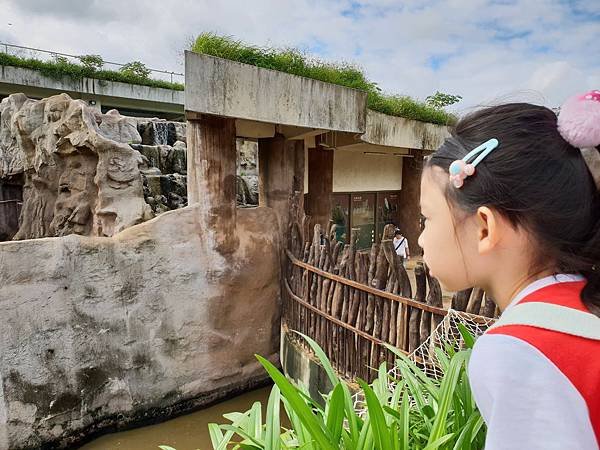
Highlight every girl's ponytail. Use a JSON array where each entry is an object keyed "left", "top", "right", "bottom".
[{"left": 558, "top": 94, "right": 600, "bottom": 316}]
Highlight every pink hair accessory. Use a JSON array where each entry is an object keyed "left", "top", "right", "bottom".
[
  {"left": 448, "top": 138, "right": 499, "bottom": 188},
  {"left": 558, "top": 90, "right": 600, "bottom": 189},
  {"left": 557, "top": 90, "right": 600, "bottom": 148}
]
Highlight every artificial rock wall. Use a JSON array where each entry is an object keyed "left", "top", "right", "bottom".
[
  {"left": 0, "top": 93, "right": 258, "bottom": 242},
  {"left": 0, "top": 94, "right": 279, "bottom": 449},
  {"left": 0, "top": 203, "right": 281, "bottom": 449}
]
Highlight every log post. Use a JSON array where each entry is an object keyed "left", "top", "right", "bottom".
[
  {"left": 187, "top": 114, "right": 238, "bottom": 254},
  {"left": 409, "top": 263, "right": 426, "bottom": 352},
  {"left": 305, "top": 139, "right": 333, "bottom": 236},
  {"left": 466, "top": 287, "right": 485, "bottom": 315},
  {"left": 258, "top": 134, "right": 304, "bottom": 247}
]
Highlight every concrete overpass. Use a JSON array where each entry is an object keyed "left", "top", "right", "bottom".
[{"left": 0, "top": 65, "right": 184, "bottom": 120}]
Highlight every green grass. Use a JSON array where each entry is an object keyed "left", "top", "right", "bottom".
[
  {"left": 0, "top": 52, "right": 184, "bottom": 91},
  {"left": 191, "top": 33, "right": 456, "bottom": 125}
]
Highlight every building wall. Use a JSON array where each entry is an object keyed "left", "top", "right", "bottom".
[{"left": 333, "top": 148, "right": 403, "bottom": 192}]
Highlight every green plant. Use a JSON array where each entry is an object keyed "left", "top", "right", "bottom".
[
  {"left": 119, "top": 60, "right": 151, "bottom": 79},
  {"left": 79, "top": 54, "right": 104, "bottom": 71},
  {"left": 191, "top": 33, "right": 456, "bottom": 126},
  {"left": 425, "top": 92, "right": 463, "bottom": 109},
  {"left": 170, "top": 328, "right": 485, "bottom": 450},
  {"left": 52, "top": 54, "right": 69, "bottom": 65},
  {"left": 0, "top": 52, "right": 183, "bottom": 91}
]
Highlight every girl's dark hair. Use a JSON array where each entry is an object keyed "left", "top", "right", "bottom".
[{"left": 427, "top": 103, "right": 600, "bottom": 316}]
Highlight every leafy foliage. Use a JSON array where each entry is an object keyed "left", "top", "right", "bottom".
[
  {"left": 164, "top": 331, "right": 485, "bottom": 449},
  {"left": 79, "top": 54, "right": 104, "bottom": 71},
  {"left": 191, "top": 33, "right": 456, "bottom": 125},
  {"left": 0, "top": 52, "right": 184, "bottom": 91},
  {"left": 425, "top": 92, "right": 463, "bottom": 109},
  {"left": 119, "top": 60, "right": 151, "bottom": 79}
]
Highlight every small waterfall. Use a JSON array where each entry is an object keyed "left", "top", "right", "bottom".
[{"left": 151, "top": 122, "right": 169, "bottom": 146}]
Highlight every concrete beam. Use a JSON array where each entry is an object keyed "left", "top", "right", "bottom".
[
  {"left": 362, "top": 109, "right": 451, "bottom": 151},
  {"left": 185, "top": 51, "right": 367, "bottom": 133},
  {"left": 0, "top": 65, "right": 184, "bottom": 118}
]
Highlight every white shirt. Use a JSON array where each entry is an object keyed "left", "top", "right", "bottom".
[
  {"left": 393, "top": 236, "right": 408, "bottom": 258},
  {"left": 468, "top": 274, "right": 598, "bottom": 450}
]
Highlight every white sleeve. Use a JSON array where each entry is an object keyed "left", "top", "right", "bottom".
[{"left": 468, "top": 334, "right": 598, "bottom": 450}]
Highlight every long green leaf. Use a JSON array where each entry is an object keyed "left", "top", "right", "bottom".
[
  {"left": 265, "top": 385, "right": 281, "bottom": 450},
  {"left": 293, "top": 331, "right": 360, "bottom": 441},
  {"left": 256, "top": 355, "right": 336, "bottom": 450},
  {"left": 427, "top": 352, "right": 469, "bottom": 445},
  {"left": 292, "top": 331, "right": 339, "bottom": 387},
  {"left": 359, "top": 380, "right": 392, "bottom": 450},
  {"left": 325, "top": 383, "right": 345, "bottom": 446},
  {"left": 423, "top": 433, "right": 455, "bottom": 450},
  {"left": 457, "top": 324, "right": 475, "bottom": 349}
]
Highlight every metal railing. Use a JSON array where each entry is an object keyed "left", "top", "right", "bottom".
[{"left": 0, "top": 42, "right": 184, "bottom": 83}]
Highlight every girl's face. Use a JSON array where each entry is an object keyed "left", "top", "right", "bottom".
[{"left": 418, "top": 167, "right": 479, "bottom": 292}]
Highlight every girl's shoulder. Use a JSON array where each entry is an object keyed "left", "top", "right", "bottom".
[{"left": 468, "top": 333, "right": 599, "bottom": 449}]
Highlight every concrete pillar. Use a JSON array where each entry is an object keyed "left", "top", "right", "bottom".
[
  {"left": 305, "top": 141, "right": 333, "bottom": 234},
  {"left": 186, "top": 114, "right": 238, "bottom": 254},
  {"left": 258, "top": 134, "right": 304, "bottom": 246},
  {"left": 397, "top": 150, "right": 424, "bottom": 256}
]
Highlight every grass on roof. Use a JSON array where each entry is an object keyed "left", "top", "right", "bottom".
[
  {"left": 191, "top": 32, "right": 455, "bottom": 125},
  {"left": 0, "top": 52, "right": 184, "bottom": 91}
]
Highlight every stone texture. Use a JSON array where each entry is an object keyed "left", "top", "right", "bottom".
[
  {"left": 95, "top": 109, "right": 142, "bottom": 145},
  {"left": 0, "top": 93, "right": 153, "bottom": 240},
  {"left": 0, "top": 204, "right": 281, "bottom": 450}
]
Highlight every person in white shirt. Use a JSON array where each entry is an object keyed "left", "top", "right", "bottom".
[
  {"left": 393, "top": 229, "right": 410, "bottom": 261},
  {"left": 418, "top": 95, "right": 600, "bottom": 449}
]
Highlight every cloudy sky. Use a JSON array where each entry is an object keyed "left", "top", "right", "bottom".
[{"left": 1, "top": 0, "right": 598, "bottom": 112}]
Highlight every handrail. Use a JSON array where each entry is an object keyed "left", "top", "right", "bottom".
[
  {"left": 0, "top": 41, "right": 184, "bottom": 79},
  {"left": 286, "top": 249, "right": 448, "bottom": 316}
]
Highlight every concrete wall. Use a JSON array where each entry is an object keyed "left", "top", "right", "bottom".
[
  {"left": 0, "top": 204, "right": 281, "bottom": 450},
  {"left": 333, "top": 147, "right": 403, "bottom": 192},
  {"left": 280, "top": 328, "right": 333, "bottom": 404},
  {"left": 362, "top": 109, "right": 450, "bottom": 150},
  {"left": 185, "top": 52, "right": 367, "bottom": 133},
  {"left": 0, "top": 66, "right": 184, "bottom": 119}
]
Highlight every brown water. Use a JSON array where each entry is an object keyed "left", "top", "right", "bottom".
[{"left": 80, "top": 386, "right": 272, "bottom": 450}]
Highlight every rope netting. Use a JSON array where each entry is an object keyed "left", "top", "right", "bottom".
[{"left": 353, "top": 309, "right": 496, "bottom": 412}]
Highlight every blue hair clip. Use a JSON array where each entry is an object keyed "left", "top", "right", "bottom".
[{"left": 448, "top": 138, "right": 499, "bottom": 188}]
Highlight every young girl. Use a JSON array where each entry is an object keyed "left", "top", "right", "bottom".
[{"left": 418, "top": 92, "right": 600, "bottom": 449}]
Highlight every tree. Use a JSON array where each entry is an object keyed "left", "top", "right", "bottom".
[
  {"left": 119, "top": 61, "right": 151, "bottom": 79},
  {"left": 79, "top": 54, "right": 104, "bottom": 71},
  {"left": 425, "top": 91, "right": 462, "bottom": 109},
  {"left": 52, "top": 54, "right": 69, "bottom": 65}
]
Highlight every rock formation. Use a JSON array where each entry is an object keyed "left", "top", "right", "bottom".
[
  {"left": 0, "top": 95, "right": 277, "bottom": 449},
  {"left": 0, "top": 94, "right": 259, "bottom": 241},
  {"left": 0, "top": 93, "right": 152, "bottom": 239}
]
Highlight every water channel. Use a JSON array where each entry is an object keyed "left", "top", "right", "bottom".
[{"left": 81, "top": 386, "right": 272, "bottom": 450}]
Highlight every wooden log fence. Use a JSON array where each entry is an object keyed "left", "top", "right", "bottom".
[{"left": 283, "top": 221, "right": 497, "bottom": 382}]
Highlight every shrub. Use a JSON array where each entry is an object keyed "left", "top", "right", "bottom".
[
  {"left": 119, "top": 61, "right": 151, "bottom": 79},
  {"left": 79, "top": 54, "right": 104, "bottom": 71}
]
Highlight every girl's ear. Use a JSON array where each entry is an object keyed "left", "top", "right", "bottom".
[{"left": 475, "top": 206, "right": 500, "bottom": 255}]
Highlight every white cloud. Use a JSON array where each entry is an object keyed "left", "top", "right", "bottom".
[{"left": 0, "top": 0, "right": 598, "bottom": 110}]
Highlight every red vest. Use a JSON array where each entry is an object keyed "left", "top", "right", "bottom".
[{"left": 487, "top": 281, "right": 600, "bottom": 444}]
